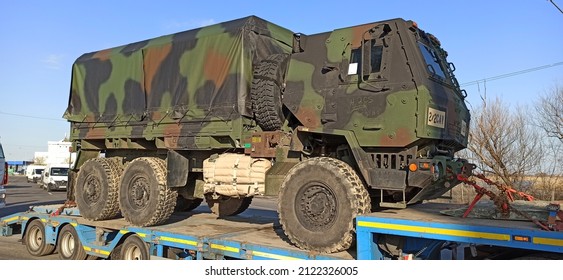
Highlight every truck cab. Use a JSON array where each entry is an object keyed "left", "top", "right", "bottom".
[
  {"left": 41, "top": 164, "right": 69, "bottom": 191},
  {"left": 0, "top": 143, "right": 6, "bottom": 207}
]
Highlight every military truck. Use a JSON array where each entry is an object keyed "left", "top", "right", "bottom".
[{"left": 63, "top": 16, "right": 472, "bottom": 253}]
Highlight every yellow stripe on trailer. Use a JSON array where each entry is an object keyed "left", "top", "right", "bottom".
[
  {"left": 83, "top": 246, "right": 110, "bottom": 256},
  {"left": 119, "top": 230, "right": 147, "bottom": 238},
  {"left": 210, "top": 244, "right": 239, "bottom": 253},
  {"left": 160, "top": 236, "right": 198, "bottom": 246},
  {"left": 2, "top": 216, "right": 19, "bottom": 223},
  {"left": 357, "top": 221, "right": 510, "bottom": 241},
  {"left": 534, "top": 237, "right": 563, "bottom": 247}
]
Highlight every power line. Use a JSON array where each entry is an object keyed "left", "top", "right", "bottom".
[
  {"left": 0, "top": 111, "right": 66, "bottom": 122},
  {"left": 550, "top": 0, "right": 563, "bottom": 13},
  {"left": 460, "top": 61, "right": 563, "bottom": 87}
]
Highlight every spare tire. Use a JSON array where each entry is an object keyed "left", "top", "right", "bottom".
[{"left": 250, "top": 54, "right": 290, "bottom": 131}]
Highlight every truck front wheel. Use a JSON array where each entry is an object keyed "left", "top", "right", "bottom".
[
  {"left": 119, "top": 157, "right": 177, "bottom": 227},
  {"left": 278, "top": 157, "right": 371, "bottom": 253}
]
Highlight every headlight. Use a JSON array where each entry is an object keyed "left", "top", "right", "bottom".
[{"left": 0, "top": 193, "right": 5, "bottom": 199}]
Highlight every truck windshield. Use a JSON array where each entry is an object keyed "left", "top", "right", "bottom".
[
  {"left": 418, "top": 42, "right": 447, "bottom": 80},
  {"left": 51, "top": 168, "right": 68, "bottom": 176}
]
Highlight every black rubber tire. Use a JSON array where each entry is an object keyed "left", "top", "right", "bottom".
[
  {"left": 24, "top": 219, "right": 56, "bottom": 257},
  {"left": 175, "top": 197, "right": 203, "bottom": 212},
  {"left": 119, "top": 157, "right": 177, "bottom": 226},
  {"left": 57, "top": 224, "right": 88, "bottom": 260},
  {"left": 278, "top": 157, "right": 371, "bottom": 253},
  {"left": 119, "top": 235, "right": 149, "bottom": 260},
  {"left": 75, "top": 158, "right": 122, "bottom": 221},
  {"left": 250, "top": 53, "right": 289, "bottom": 131},
  {"left": 206, "top": 195, "right": 253, "bottom": 217}
]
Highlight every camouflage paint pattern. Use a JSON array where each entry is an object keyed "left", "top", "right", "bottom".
[
  {"left": 65, "top": 16, "right": 471, "bottom": 205},
  {"left": 65, "top": 16, "right": 293, "bottom": 150}
]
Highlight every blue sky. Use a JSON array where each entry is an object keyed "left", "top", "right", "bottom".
[{"left": 1, "top": 1, "right": 562, "bottom": 160}]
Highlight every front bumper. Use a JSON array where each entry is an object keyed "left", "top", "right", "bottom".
[{"left": 406, "top": 157, "right": 474, "bottom": 203}]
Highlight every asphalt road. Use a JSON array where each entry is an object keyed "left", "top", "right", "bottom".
[
  {"left": 0, "top": 175, "right": 278, "bottom": 260},
  {"left": 0, "top": 175, "right": 67, "bottom": 260}
]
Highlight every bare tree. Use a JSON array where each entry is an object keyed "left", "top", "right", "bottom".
[
  {"left": 535, "top": 84, "right": 563, "bottom": 142},
  {"left": 467, "top": 97, "right": 542, "bottom": 190},
  {"left": 34, "top": 156, "right": 46, "bottom": 165}
]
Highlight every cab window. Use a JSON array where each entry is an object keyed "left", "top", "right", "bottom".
[
  {"left": 349, "top": 39, "right": 383, "bottom": 76},
  {"left": 418, "top": 42, "right": 446, "bottom": 80}
]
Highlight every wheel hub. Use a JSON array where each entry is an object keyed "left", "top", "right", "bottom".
[
  {"left": 297, "top": 184, "right": 337, "bottom": 231},
  {"left": 130, "top": 177, "right": 150, "bottom": 208},
  {"left": 84, "top": 175, "right": 101, "bottom": 204}
]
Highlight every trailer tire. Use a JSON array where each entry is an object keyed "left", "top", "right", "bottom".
[
  {"left": 251, "top": 53, "right": 289, "bottom": 131},
  {"left": 57, "top": 224, "right": 88, "bottom": 260},
  {"left": 206, "top": 195, "right": 253, "bottom": 217},
  {"left": 120, "top": 235, "right": 149, "bottom": 260},
  {"left": 119, "top": 157, "right": 177, "bottom": 226},
  {"left": 75, "top": 158, "right": 122, "bottom": 220},
  {"left": 278, "top": 157, "right": 371, "bottom": 253},
  {"left": 24, "top": 219, "right": 56, "bottom": 256}
]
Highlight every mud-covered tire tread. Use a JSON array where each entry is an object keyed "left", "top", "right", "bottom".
[
  {"left": 251, "top": 54, "right": 288, "bottom": 131},
  {"left": 119, "top": 157, "right": 177, "bottom": 227},
  {"left": 76, "top": 158, "right": 122, "bottom": 221},
  {"left": 278, "top": 157, "right": 371, "bottom": 253}
]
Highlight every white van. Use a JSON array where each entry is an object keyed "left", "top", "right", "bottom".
[
  {"left": 26, "top": 165, "right": 46, "bottom": 183},
  {"left": 0, "top": 143, "right": 7, "bottom": 207},
  {"left": 41, "top": 163, "right": 70, "bottom": 191}
]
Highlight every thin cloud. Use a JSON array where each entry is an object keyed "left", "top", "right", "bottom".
[{"left": 42, "top": 54, "right": 64, "bottom": 70}]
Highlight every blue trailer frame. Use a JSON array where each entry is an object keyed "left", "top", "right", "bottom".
[
  {"left": 1, "top": 203, "right": 561, "bottom": 260},
  {"left": 356, "top": 203, "right": 562, "bottom": 260}
]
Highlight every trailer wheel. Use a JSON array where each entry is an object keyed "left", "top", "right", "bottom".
[
  {"left": 75, "top": 158, "right": 122, "bottom": 220},
  {"left": 119, "top": 157, "right": 177, "bottom": 226},
  {"left": 278, "top": 157, "right": 371, "bottom": 253},
  {"left": 120, "top": 235, "right": 149, "bottom": 260},
  {"left": 57, "top": 224, "right": 88, "bottom": 260},
  {"left": 205, "top": 195, "right": 253, "bottom": 217},
  {"left": 175, "top": 197, "right": 203, "bottom": 212},
  {"left": 24, "top": 219, "right": 56, "bottom": 256},
  {"left": 250, "top": 53, "right": 290, "bottom": 131}
]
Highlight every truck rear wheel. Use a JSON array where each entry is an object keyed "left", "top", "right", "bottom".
[
  {"left": 205, "top": 195, "right": 253, "bottom": 217},
  {"left": 278, "top": 157, "right": 371, "bottom": 253},
  {"left": 24, "top": 219, "right": 56, "bottom": 256},
  {"left": 250, "top": 53, "right": 289, "bottom": 131},
  {"left": 119, "top": 157, "right": 177, "bottom": 226},
  {"left": 75, "top": 158, "right": 122, "bottom": 220},
  {"left": 57, "top": 224, "right": 88, "bottom": 260}
]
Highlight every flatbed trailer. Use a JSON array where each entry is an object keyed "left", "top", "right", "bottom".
[{"left": 0, "top": 203, "right": 561, "bottom": 260}]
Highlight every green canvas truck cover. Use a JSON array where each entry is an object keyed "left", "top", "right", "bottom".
[{"left": 64, "top": 16, "right": 294, "bottom": 124}]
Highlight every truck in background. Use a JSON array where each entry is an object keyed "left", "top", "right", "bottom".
[
  {"left": 26, "top": 165, "right": 45, "bottom": 183},
  {"left": 0, "top": 142, "right": 6, "bottom": 208},
  {"left": 64, "top": 15, "right": 472, "bottom": 253},
  {"left": 40, "top": 163, "right": 69, "bottom": 191}
]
